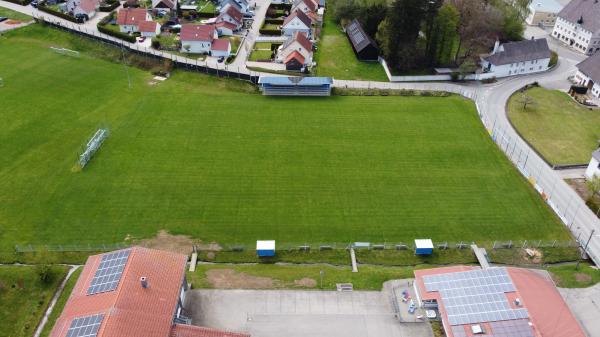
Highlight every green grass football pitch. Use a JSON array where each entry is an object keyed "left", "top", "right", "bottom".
[{"left": 0, "top": 25, "right": 570, "bottom": 251}]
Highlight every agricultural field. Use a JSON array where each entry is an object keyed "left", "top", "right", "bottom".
[
  {"left": 313, "top": 16, "right": 388, "bottom": 81},
  {"left": 0, "top": 265, "right": 69, "bottom": 337},
  {"left": 507, "top": 86, "right": 600, "bottom": 165},
  {"left": 0, "top": 25, "right": 570, "bottom": 254}
]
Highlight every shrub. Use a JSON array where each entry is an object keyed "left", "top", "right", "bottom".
[
  {"left": 99, "top": 1, "right": 120, "bottom": 12},
  {"left": 264, "top": 18, "right": 284, "bottom": 25},
  {"left": 549, "top": 51, "right": 558, "bottom": 67},
  {"left": 259, "top": 28, "right": 281, "bottom": 36},
  {"left": 450, "top": 72, "right": 460, "bottom": 82},
  {"left": 3, "top": 0, "right": 32, "bottom": 5},
  {"left": 38, "top": 4, "right": 78, "bottom": 23},
  {"left": 97, "top": 22, "right": 137, "bottom": 43},
  {"left": 35, "top": 264, "right": 54, "bottom": 284}
]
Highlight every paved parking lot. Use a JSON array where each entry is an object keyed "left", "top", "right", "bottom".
[
  {"left": 184, "top": 282, "right": 433, "bottom": 337},
  {"left": 560, "top": 283, "right": 600, "bottom": 337}
]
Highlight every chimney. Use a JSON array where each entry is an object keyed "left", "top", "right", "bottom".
[
  {"left": 492, "top": 40, "right": 500, "bottom": 54},
  {"left": 515, "top": 298, "right": 521, "bottom": 306},
  {"left": 140, "top": 276, "right": 148, "bottom": 289}
]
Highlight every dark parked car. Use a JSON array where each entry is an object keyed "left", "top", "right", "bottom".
[
  {"left": 0, "top": 17, "right": 7, "bottom": 23},
  {"left": 31, "top": 0, "right": 38, "bottom": 7},
  {"left": 75, "top": 13, "right": 89, "bottom": 23},
  {"left": 217, "top": 56, "right": 225, "bottom": 63}
]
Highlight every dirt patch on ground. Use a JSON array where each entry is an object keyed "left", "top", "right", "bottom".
[
  {"left": 575, "top": 273, "right": 593, "bottom": 284},
  {"left": 523, "top": 248, "right": 543, "bottom": 264},
  {"left": 294, "top": 278, "right": 317, "bottom": 288},
  {"left": 206, "top": 269, "right": 276, "bottom": 289},
  {"left": 136, "top": 230, "right": 222, "bottom": 255}
]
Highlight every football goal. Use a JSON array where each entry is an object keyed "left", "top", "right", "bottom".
[
  {"left": 50, "top": 47, "right": 80, "bottom": 58},
  {"left": 79, "top": 128, "right": 109, "bottom": 168}
]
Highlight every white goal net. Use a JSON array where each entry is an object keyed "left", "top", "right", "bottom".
[
  {"left": 79, "top": 128, "right": 109, "bottom": 168},
  {"left": 50, "top": 47, "right": 80, "bottom": 58}
]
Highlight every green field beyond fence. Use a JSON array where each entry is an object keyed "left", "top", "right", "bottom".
[{"left": 0, "top": 24, "right": 572, "bottom": 253}]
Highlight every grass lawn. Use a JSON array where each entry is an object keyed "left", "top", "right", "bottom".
[
  {"left": 227, "top": 36, "right": 241, "bottom": 55},
  {"left": 254, "top": 42, "right": 273, "bottom": 50},
  {"left": 0, "top": 7, "right": 31, "bottom": 21},
  {"left": 188, "top": 263, "right": 419, "bottom": 290},
  {"left": 0, "top": 265, "right": 69, "bottom": 337},
  {"left": 40, "top": 268, "right": 82, "bottom": 337},
  {"left": 548, "top": 262, "right": 600, "bottom": 288},
  {"left": 196, "top": 0, "right": 216, "bottom": 14},
  {"left": 249, "top": 48, "right": 272, "bottom": 61},
  {"left": 0, "top": 24, "right": 570, "bottom": 252},
  {"left": 314, "top": 16, "right": 387, "bottom": 81},
  {"left": 507, "top": 86, "right": 600, "bottom": 165}
]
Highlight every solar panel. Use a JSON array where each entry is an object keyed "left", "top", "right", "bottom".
[
  {"left": 423, "top": 268, "right": 529, "bottom": 326},
  {"left": 87, "top": 249, "right": 131, "bottom": 295},
  {"left": 65, "top": 314, "right": 104, "bottom": 337}
]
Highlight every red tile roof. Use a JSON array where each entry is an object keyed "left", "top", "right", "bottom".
[
  {"left": 138, "top": 20, "right": 159, "bottom": 33},
  {"left": 293, "top": 31, "right": 312, "bottom": 51},
  {"left": 220, "top": 4, "right": 242, "bottom": 24},
  {"left": 79, "top": 0, "right": 98, "bottom": 13},
  {"left": 211, "top": 39, "right": 230, "bottom": 51},
  {"left": 284, "top": 50, "right": 305, "bottom": 65},
  {"left": 298, "top": 0, "right": 317, "bottom": 12},
  {"left": 215, "top": 21, "right": 237, "bottom": 31},
  {"left": 283, "top": 9, "right": 312, "bottom": 28},
  {"left": 116, "top": 8, "right": 148, "bottom": 26},
  {"left": 170, "top": 324, "right": 250, "bottom": 337},
  {"left": 49, "top": 247, "right": 188, "bottom": 337},
  {"left": 180, "top": 24, "right": 215, "bottom": 42}
]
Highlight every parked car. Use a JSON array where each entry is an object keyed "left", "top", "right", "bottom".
[
  {"left": 217, "top": 56, "right": 225, "bottom": 63},
  {"left": 0, "top": 17, "right": 7, "bottom": 23},
  {"left": 75, "top": 13, "right": 89, "bottom": 23},
  {"left": 243, "top": 11, "right": 254, "bottom": 18},
  {"left": 30, "top": 0, "right": 39, "bottom": 7},
  {"left": 137, "top": 36, "right": 146, "bottom": 42}
]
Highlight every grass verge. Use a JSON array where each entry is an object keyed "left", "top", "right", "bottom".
[
  {"left": 39, "top": 267, "right": 83, "bottom": 337},
  {"left": 548, "top": 262, "right": 600, "bottom": 288}
]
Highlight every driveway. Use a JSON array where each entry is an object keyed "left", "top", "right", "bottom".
[
  {"left": 560, "top": 283, "right": 600, "bottom": 337},
  {"left": 184, "top": 280, "right": 433, "bottom": 337}
]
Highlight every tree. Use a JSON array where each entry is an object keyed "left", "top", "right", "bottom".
[
  {"left": 377, "top": 0, "right": 427, "bottom": 72},
  {"left": 518, "top": 92, "right": 537, "bottom": 111},
  {"left": 430, "top": 3, "right": 460, "bottom": 66},
  {"left": 423, "top": 0, "right": 444, "bottom": 66},
  {"left": 36, "top": 264, "right": 53, "bottom": 284}
]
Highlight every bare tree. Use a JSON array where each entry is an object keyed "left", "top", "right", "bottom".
[{"left": 518, "top": 93, "right": 537, "bottom": 111}]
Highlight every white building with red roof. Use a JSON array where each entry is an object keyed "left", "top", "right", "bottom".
[
  {"left": 413, "top": 266, "right": 586, "bottom": 337},
  {"left": 139, "top": 20, "right": 161, "bottom": 37},
  {"left": 48, "top": 247, "right": 249, "bottom": 337},
  {"left": 282, "top": 9, "right": 312, "bottom": 37},
  {"left": 291, "top": 0, "right": 317, "bottom": 15},
  {"left": 276, "top": 31, "right": 313, "bottom": 66},
  {"left": 65, "top": 0, "right": 99, "bottom": 18},
  {"left": 116, "top": 8, "right": 152, "bottom": 33},
  {"left": 152, "top": 0, "right": 178, "bottom": 12},
  {"left": 210, "top": 38, "right": 232, "bottom": 57},
  {"left": 214, "top": 4, "right": 242, "bottom": 35},
  {"left": 180, "top": 24, "right": 218, "bottom": 54}
]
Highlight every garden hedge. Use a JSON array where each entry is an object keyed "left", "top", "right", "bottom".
[
  {"left": 99, "top": 2, "right": 120, "bottom": 12},
  {"left": 3, "top": 0, "right": 32, "bottom": 5},
  {"left": 97, "top": 24, "right": 137, "bottom": 43},
  {"left": 264, "top": 18, "right": 284, "bottom": 24},
  {"left": 259, "top": 29, "right": 281, "bottom": 36},
  {"left": 38, "top": 5, "right": 78, "bottom": 23}
]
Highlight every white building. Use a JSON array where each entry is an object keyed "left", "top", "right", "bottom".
[
  {"left": 152, "top": 0, "right": 177, "bottom": 12},
  {"left": 281, "top": 9, "right": 311, "bottom": 37},
  {"left": 585, "top": 149, "right": 600, "bottom": 179},
  {"left": 276, "top": 31, "right": 313, "bottom": 65},
  {"left": 291, "top": 0, "right": 317, "bottom": 15},
  {"left": 116, "top": 8, "right": 152, "bottom": 33},
  {"left": 574, "top": 52, "right": 600, "bottom": 98},
  {"left": 210, "top": 38, "right": 232, "bottom": 57},
  {"left": 180, "top": 24, "right": 218, "bottom": 54},
  {"left": 66, "top": 0, "right": 99, "bottom": 18},
  {"left": 139, "top": 20, "right": 161, "bottom": 38},
  {"left": 480, "top": 38, "right": 551, "bottom": 78},
  {"left": 526, "top": 0, "right": 562, "bottom": 26},
  {"left": 551, "top": 0, "right": 600, "bottom": 55}
]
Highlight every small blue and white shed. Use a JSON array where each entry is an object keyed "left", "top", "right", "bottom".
[
  {"left": 256, "top": 240, "right": 276, "bottom": 257},
  {"left": 415, "top": 239, "right": 434, "bottom": 255}
]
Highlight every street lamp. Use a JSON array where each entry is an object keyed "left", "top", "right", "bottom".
[{"left": 576, "top": 229, "right": 599, "bottom": 269}]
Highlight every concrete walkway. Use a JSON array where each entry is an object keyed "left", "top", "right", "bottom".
[{"left": 560, "top": 283, "right": 600, "bottom": 337}]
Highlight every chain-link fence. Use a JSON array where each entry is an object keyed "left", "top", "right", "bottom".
[{"left": 14, "top": 243, "right": 130, "bottom": 253}]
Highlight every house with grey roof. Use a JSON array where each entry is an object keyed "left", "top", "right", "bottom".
[
  {"left": 585, "top": 148, "right": 600, "bottom": 179},
  {"left": 480, "top": 38, "right": 551, "bottom": 78},
  {"left": 551, "top": 0, "right": 600, "bottom": 55},
  {"left": 526, "top": 0, "right": 563, "bottom": 26},
  {"left": 574, "top": 52, "right": 600, "bottom": 98}
]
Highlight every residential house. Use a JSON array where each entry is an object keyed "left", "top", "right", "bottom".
[
  {"left": 480, "top": 38, "right": 551, "bottom": 78},
  {"left": 586, "top": 149, "right": 600, "bottom": 179},
  {"left": 526, "top": 0, "right": 562, "bottom": 26},
  {"left": 574, "top": 52, "right": 600, "bottom": 98},
  {"left": 116, "top": 8, "right": 152, "bottom": 33},
  {"left": 276, "top": 31, "right": 313, "bottom": 66},
  {"left": 180, "top": 24, "right": 218, "bottom": 53},
  {"left": 139, "top": 20, "right": 161, "bottom": 37},
  {"left": 219, "top": 0, "right": 248, "bottom": 14},
  {"left": 211, "top": 38, "right": 232, "bottom": 57},
  {"left": 216, "top": 4, "right": 242, "bottom": 32},
  {"left": 551, "top": 0, "right": 600, "bottom": 55},
  {"left": 282, "top": 9, "right": 311, "bottom": 37},
  {"left": 152, "top": 0, "right": 177, "bottom": 12},
  {"left": 65, "top": 0, "right": 99, "bottom": 18},
  {"left": 291, "top": 0, "right": 317, "bottom": 15},
  {"left": 284, "top": 51, "right": 305, "bottom": 71},
  {"left": 48, "top": 246, "right": 250, "bottom": 337},
  {"left": 318, "top": 0, "right": 325, "bottom": 8},
  {"left": 215, "top": 21, "right": 237, "bottom": 36},
  {"left": 345, "top": 19, "right": 379, "bottom": 61}
]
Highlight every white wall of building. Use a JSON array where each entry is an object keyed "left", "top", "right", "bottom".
[
  {"left": 481, "top": 58, "right": 550, "bottom": 77},
  {"left": 120, "top": 24, "right": 138, "bottom": 33},
  {"left": 282, "top": 18, "right": 310, "bottom": 37},
  {"left": 574, "top": 70, "right": 600, "bottom": 98},
  {"left": 181, "top": 40, "right": 212, "bottom": 53},
  {"left": 552, "top": 17, "right": 600, "bottom": 55},
  {"left": 586, "top": 156, "right": 600, "bottom": 179}
]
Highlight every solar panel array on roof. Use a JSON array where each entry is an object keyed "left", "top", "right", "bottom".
[
  {"left": 423, "top": 268, "right": 529, "bottom": 326},
  {"left": 87, "top": 249, "right": 131, "bottom": 295},
  {"left": 348, "top": 24, "right": 365, "bottom": 46},
  {"left": 66, "top": 314, "right": 104, "bottom": 337}
]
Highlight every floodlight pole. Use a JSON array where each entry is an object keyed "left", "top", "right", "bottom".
[{"left": 320, "top": 270, "right": 324, "bottom": 289}]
